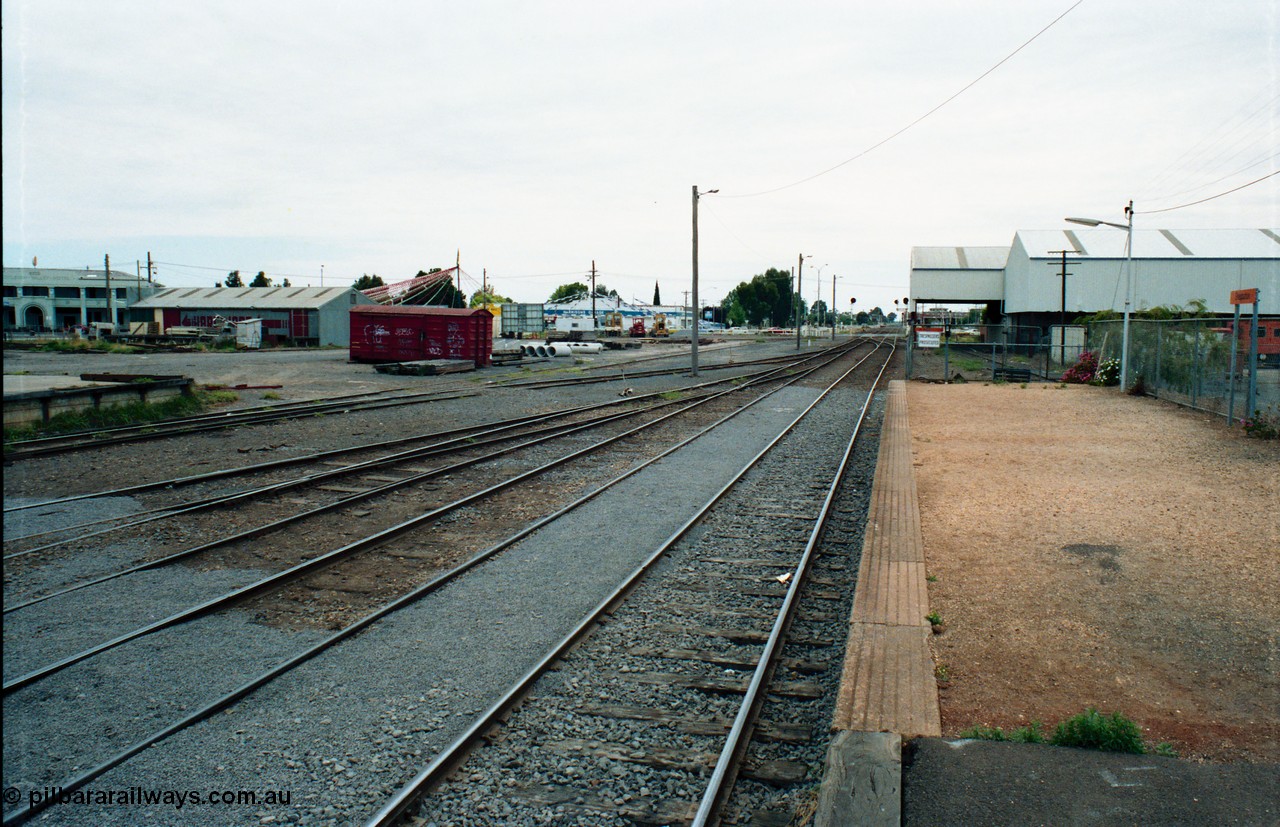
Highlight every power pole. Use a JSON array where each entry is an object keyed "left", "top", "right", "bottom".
[
  {"left": 104, "top": 254, "right": 114, "bottom": 329},
  {"left": 1047, "top": 250, "right": 1080, "bottom": 364},
  {"left": 691, "top": 186, "right": 716, "bottom": 376},
  {"left": 832, "top": 275, "right": 837, "bottom": 339},
  {"left": 590, "top": 260, "right": 597, "bottom": 329},
  {"left": 795, "top": 253, "right": 807, "bottom": 350}
]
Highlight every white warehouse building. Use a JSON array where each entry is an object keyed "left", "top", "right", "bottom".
[{"left": 911, "top": 228, "right": 1279, "bottom": 338}]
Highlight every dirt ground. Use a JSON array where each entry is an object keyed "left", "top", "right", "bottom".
[{"left": 907, "top": 381, "right": 1279, "bottom": 763}]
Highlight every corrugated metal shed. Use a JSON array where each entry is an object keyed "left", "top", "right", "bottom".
[
  {"left": 909, "top": 246, "right": 1010, "bottom": 304},
  {"left": 133, "top": 286, "right": 361, "bottom": 309},
  {"left": 910, "top": 247, "right": 1010, "bottom": 270},
  {"left": 1004, "top": 229, "right": 1279, "bottom": 315},
  {"left": 1014, "top": 228, "right": 1280, "bottom": 259}
]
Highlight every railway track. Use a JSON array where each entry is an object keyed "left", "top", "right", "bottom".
[
  {"left": 2, "top": 338, "right": 895, "bottom": 826},
  {"left": 3, "top": 342, "right": 870, "bottom": 685},
  {"left": 381, "top": 341, "right": 894, "bottom": 827}
]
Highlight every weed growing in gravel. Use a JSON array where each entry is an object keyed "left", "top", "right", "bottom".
[
  {"left": 961, "top": 708, "right": 1151, "bottom": 754},
  {"left": 3, "top": 388, "right": 237, "bottom": 443},
  {"left": 959, "top": 722, "right": 1046, "bottom": 744},
  {"left": 262, "top": 391, "right": 282, "bottom": 400},
  {"left": 1052, "top": 708, "right": 1146, "bottom": 753},
  {"left": 925, "top": 611, "right": 942, "bottom": 626},
  {"left": 1153, "top": 742, "right": 1179, "bottom": 757},
  {"left": 659, "top": 391, "right": 683, "bottom": 401},
  {"left": 926, "top": 573, "right": 938, "bottom": 582},
  {"left": 933, "top": 663, "right": 950, "bottom": 682}
]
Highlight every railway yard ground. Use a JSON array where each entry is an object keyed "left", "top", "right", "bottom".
[{"left": 3, "top": 337, "right": 1278, "bottom": 826}]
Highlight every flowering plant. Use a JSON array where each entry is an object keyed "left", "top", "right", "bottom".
[
  {"left": 1240, "top": 409, "right": 1279, "bottom": 440},
  {"left": 1061, "top": 351, "right": 1099, "bottom": 383},
  {"left": 1093, "top": 358, "right": 1120, "bottom": 386}
]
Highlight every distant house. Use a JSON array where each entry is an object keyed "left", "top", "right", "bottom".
[
  {"left": 2, "top": 267, "right": 159, "bottom": 331},
  {"left": 131, "top": 286, "right": 374, "bottom": 346}
]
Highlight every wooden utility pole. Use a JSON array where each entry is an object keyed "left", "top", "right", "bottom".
[
  {"left": 147, "top": 251, "right": 154, "bottom": 283},
  {"left": 590, "top": 260, "right": 597, "bottom": 328},
  {"left": 795, "top": 254, "right": 806, "bottom": 350},
  {"left": 832, "top": 275, "right": 837, "bottom": 339},
  {"left": 104, "top": 254, "right": 114, "bottom": 329}
]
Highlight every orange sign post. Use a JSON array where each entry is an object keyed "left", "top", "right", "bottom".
[{"left": 1227, "top": 287, "right": 1260, "bottom": 424}]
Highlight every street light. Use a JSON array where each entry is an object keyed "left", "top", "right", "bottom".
[
  {"left": 692, "top": 186, "right": 718, "bottom": 376},
  {"left": 1066, "top": 200, "right": 1134, "bottom": 389},
  {"left": 796, "top": 254, "right": 811, "bottom": 350}
]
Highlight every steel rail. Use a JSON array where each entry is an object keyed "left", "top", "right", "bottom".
[
  {"left": 2, "top": 343, "right": 867, "bottom": 690},
  {"left": 1, "top": 357, "right": 808, "bottom": 555},
  {"left": 2, "top": 378, "right": 759, "bottom": 516},
  {"left": 2, "top": 342, "right": 845, "bottom": 515},
  {"left": 2, "top": 386, "right": 733, "bottom": 611},
  {"left": 0, "top": 342, "right": 872, "bottom": 827},
  {"left": 2, "top": 388, "right": 481, "bottom": 460},
  {"left": 692, "top": 340, "right": 896, "bottom": 826},
  {"left": 2, "top": 382, "right": 736, "bottom": 561},
  {"left": 364, "top": 341, "right": 891, "bottom": 827}
]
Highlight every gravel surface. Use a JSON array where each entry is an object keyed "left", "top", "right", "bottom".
[
  {"left": 4, "top": 360, "right": 848, "bottom": 825},
  {"left": 910, "top": 382, "right": 1280, "bottom": 763}
]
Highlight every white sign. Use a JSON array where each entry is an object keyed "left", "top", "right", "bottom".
[{"left": 916, "top": 328, "right": 942, "bottom": 348}]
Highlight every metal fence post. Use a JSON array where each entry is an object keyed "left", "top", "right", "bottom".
[
  {"left": 1191, "top": 325, "right": 1200, "bottom": 409},
  {"left": 1154, "top": 322, "right": 1162, "bottom": 399}
]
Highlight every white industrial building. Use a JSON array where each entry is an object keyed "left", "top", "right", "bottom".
[
  {"left": 131, "top": 286, "right": 374, "bottom": 346},
  {"left": 911, "top": 228, "right": 1279, "bottom": 337}
]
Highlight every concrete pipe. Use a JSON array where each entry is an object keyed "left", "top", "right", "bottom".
[
  {"left": 563, "top": 342, "right": 604, "bottom": 353},
  {"left": 535, "top": 345, "right": 550, "bottom": 357},
  {"left": 546, "top": 344, "right": 574, "bottom": 357}
]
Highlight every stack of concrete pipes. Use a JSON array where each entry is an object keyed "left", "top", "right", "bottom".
[{"left": 519, "top": 341, "right": 604, "bottom": 358}]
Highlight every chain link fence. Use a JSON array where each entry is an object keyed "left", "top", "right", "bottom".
[
  {"left": 1086, "top": 317, "right": 1279, "bottom": 422},
  {"left": 904, "top": 325, "right": 1085, "bottom": 384},
  {"left": 904, "top": 318, "right": 1279, "bottom": 425}
]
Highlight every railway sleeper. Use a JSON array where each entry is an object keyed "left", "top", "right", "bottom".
[
  {"left": 625, "top": 645, "right": 827, "bottom": 675},
  {"left": 626, "top": 670, "right": 826, "bottom": 699},
  {"left": 576, "top": 703, "right": 812, "bottom": 744}
]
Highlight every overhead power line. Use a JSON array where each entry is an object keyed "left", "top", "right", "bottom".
[
  {"left": 721, "top": 0, "right": 1083, "bottom": 198},
  {"left": 1136, "top": 170, "right": 1279, "bottom": 215}
]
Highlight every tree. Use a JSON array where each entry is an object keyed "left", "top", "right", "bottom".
[
  {"left": 722, "top": 268, "right": 793, "bottom": 327},
  {"left": 653, "top": 281, "right": 661, "bottom": 305},
  {"left": 469, "top": 288, "right": 512, "bottom": 308},
  {"left": 250, "top": 271, "right": 271, "bottom": 287},
  {"left": 809, "top": 299, "right": 828, "bottom": 323},
  {"left": 225, "top": 270, "right": 243, "bottom": 288},
  {"left": 282, "top": 279, "right": 291, "bottom": 287},
  {"left": 549, "top": 282, "right": 590, "bottom": 302},
  {"left": 353, "top": 274, "right": 385, "bottom": 291}
]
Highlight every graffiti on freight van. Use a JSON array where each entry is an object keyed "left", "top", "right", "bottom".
[
  {"left": 446, "top": 323, "right": 465, "bottom": 357},
  {"left": 363, "top": 323, "right": 390, "bottom": 345}
]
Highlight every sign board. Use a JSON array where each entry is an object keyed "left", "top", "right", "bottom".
[
  {"left": 1230, "top": 288, "right": 1258, "bottom": 305},
  {"left": 916, "top": 327, "right": 942, "bottom": 348}
]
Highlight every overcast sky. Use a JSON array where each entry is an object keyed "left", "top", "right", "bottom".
[{"left": 3, "top": 0, "right": 1277, "bottom": 313}]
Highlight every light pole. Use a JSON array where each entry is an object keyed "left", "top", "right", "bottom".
[
  {"left": 692, "top": 186, "right": 718, "bottom": 376},
  {"left": 1066, "top": 200, "right": 1134, "bottom": 389},
  {"left": 796, "top": 254, "right": 811, "bottom": 350}
]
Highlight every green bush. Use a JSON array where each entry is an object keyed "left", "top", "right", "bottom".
[
  {"left": 960, "top": 709, "right": 1149, "bottom": 754},
  {"left": 1050, "top": 708, "right": 1146, "bottom": 754}
]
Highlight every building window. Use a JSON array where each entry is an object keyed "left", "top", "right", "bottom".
[
  {"left": 54, "top": 287, "right": 81, "bottom": 299},
  {"left": 1, "top": 286, "right": 15, "bottom": 298},
  {"left": 23, "top": 286, "right": 49, "bottom": 297},
  {"left": 116, "top": 288, "right": 128, "bottom": 299},
  {"left": 86, "top": 287, "right": 107, "bottom": 299}
]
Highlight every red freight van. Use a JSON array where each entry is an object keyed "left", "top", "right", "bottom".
[{"left": 349, "top": 306, "right": 493, "bottom": 366}]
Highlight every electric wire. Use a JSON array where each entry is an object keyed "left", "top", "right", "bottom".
[
  {"left": 719, "top": 0, "right": 1083, "bottom": 199},
  {"left": 1135, "top": 170, "right": 1279, "bottom": 215}
]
